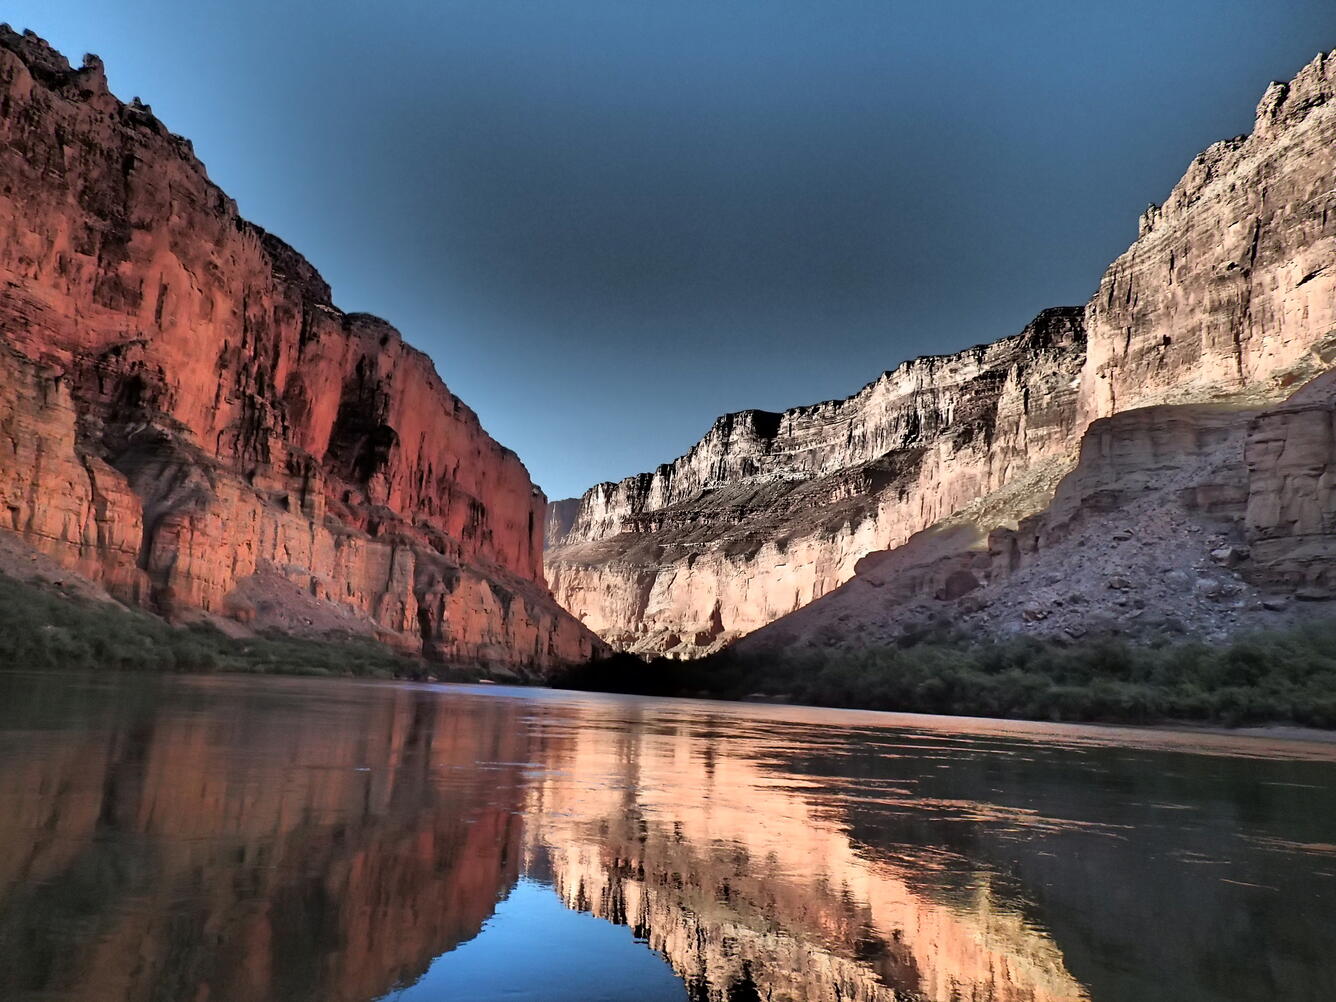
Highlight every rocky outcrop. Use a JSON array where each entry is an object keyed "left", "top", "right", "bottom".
[
  {"left": 549, "top": 309, "right": 1087, "bottom": 656},
  {"left": 1080, "top": 51, "right": 1336, "bottom": 424},
  {"left": 551, "top": 48, "right": 1336, "bottom": 657},
  {"left": 738, "top": 369, "right": 1336, "bottom": 653},
  {"left": 0, "top": 27, "right": 602, "bottom": 670},
  {"left": 1244, "top": 370, "right": 1336, "bottom": 595}
]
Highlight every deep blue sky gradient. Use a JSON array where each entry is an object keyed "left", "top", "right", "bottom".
[{"left": 10, "top": 2, "right": 1336, "bottom": 498}]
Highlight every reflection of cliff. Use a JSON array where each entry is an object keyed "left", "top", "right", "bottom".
[
  {"left": 524, "top": 706, "right": 1089, "bottom": 1002},
  {"left": 5, "top": 679, "right": 1328, "bottom": 1002},
  {"left": 0, "top": 681, "right": 527, "bottom": 1002}
]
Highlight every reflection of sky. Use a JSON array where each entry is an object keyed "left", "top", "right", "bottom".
[{"left": 379, "top": 879, "right": 687, "bottom": 1002}]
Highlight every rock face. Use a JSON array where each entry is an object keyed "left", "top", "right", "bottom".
[
  {"left": 550, "top": 48, "right": 1336, "bottom": 656},
  {"left": 1245, "top": 370, "right": 1336, "bottom": 594},
  {"left": 0, "top": 27, "right": 602, "bottom": 671},
  {"left": 543, "top": 496, "right": 582, "bottom": 551},
  {"left": 737, "top": 369, "right": 1336, "bottom": 654},
  {"left": 549, "top": 309, "right": 1087, "bottom": 656},
  {"left": 1081, "top": 51, "right": 1336, "bottom": 425}
]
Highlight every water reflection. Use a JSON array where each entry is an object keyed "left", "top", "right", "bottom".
[{"left": 0, "top": 672, "right": 1333, "bottom": 1002}]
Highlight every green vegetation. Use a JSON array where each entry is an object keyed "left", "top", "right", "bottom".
[
  {"left": 0, "top": 572, "right": 442, "bottom": 679},
  {"left": 555, "top": 624, "right": 1336, "bottom": 729},
  {"left": 8, "top": 568, "right": 1335, "bottom": 728}
]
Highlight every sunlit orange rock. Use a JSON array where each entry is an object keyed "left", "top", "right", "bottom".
[{"left": 0, "top": 27, "right": 603, "bottom": 670}]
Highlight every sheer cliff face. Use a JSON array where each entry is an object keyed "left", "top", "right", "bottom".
[
  {"left": 1082, "top": 50, "right": 1336, "bottom": 425},
  {"left": 549, "top": 309, "right": 1086, "bottom": 655},
  {"left": 550, "top": 49, "right": 1336, "bottom": 657},
  {"left": 0, "top": 28, "right": 602, "bottom": 669},
  {"left": 737, "top": 367, "right": 1336, "bottom": 655},
  {"left": 1245, "top": 370, "right": 1336, "bottom": 591}
]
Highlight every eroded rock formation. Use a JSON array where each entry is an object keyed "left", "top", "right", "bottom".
[
  {"left": 549, "top": 309, "right": 1087, "bottom": 655},
  {"left": 737, "top": 368, "right": 1336, "bottom": 653},
  {"left": 0, "top": 27, "right": 602, "bottom": 670},
  {"left": 550, "top": 48, "right": 1336, "bottom": 656},
  {"left": 1080, "top": 51, "right": 1336, "bottom": 424}
]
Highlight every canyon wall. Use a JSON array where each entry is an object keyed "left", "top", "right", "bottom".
[
  {"left": 549, "top": 309, "right": 1087, "bottom": 655},
  {"left": 1080, "top": 50, "right": 1336, "bottom": 424},
  {"left": 1243, "top": 369, "right": 1336, "bottom": 592},
  {"left": 549, "top": 48, "right": 1336, "bottom": 656},
  {"left": 737, "top": 367, "right": 1336, "bottom": 654},
  {"left": 0, "top": 27, "right": 602, "bottom": 670}
]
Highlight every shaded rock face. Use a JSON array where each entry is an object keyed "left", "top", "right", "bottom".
[
  {"left": 549, "top": 309, "right": 1087, "bottom": 656},
  {"left": 1245, "top": 370, "right": 1336, "bottom": 594},
  {"left": 551, "top": 48, "right": 1336, "bottom": 657},
  {"left": 738, "top": 369, "right": 1336, "bottom": 653},
  {"left": 543, "top": 496, "right": 582, "bottom": 550},
  {"left": 0, "top": 28, "right": 602, "bottom": 670}
]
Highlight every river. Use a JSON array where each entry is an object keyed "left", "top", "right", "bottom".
[{"left": 0, "top": 671, "right": 1333, "bottom": 1001}]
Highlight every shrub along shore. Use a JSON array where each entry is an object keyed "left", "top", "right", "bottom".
[
  {"left": 0, "top": 572, "right": 448, "bottom": 679},
  {"left": 5, "top": 570, "right": 1335, "bottom": 728},
  {"left": 551, "top": 626, "right": 1336, "bottom": 729}
]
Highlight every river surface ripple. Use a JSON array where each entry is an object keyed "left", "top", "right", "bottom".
[{"left": 1, "top": 671, "right": 1333, "bottom": 1002}]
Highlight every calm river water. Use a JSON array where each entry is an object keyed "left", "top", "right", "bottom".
[{"left": 0, "top": 671, "right": 1333, "bottom": 1002}]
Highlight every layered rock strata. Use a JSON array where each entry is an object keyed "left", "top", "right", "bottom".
[
  {"left": 550, "top": 308, "right": 1087, "bottom": 655},
  {"left": 550, "top": 48, "right": 1336, "bottom": 656},
  {"left": 0, "top": 27, "right": 602, "bottom": 670},
  {"left": 737, "top": 369, "right": 1336, "bottom": 653}
]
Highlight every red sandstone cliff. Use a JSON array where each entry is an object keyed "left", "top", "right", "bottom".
[
  {"left": 0, "top": 27, "right": 603, "bottom": 670},
  {"left": 549, "top": 48, "right": 1336, "bottom": 657}
]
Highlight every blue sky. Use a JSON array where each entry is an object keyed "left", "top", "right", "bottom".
[{"left": 10, "top": 1, "right": 1336, "bottom": 499}]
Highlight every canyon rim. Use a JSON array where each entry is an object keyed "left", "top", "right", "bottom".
[{"left": 3, "top": 9, "right": 1336, "bottom": 1002}]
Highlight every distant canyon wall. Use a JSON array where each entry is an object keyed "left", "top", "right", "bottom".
[
  {"left": 0, "top": 27, "right": 602, "bottom": 670},
  {"left": 549, "top": 309, "right": 1086, "bottom": 654},
  {"left": 548, "top": 48, "right": 1336, "bottom": 657},
  {"left": 733, "top": 377, "right": 1336, "bottom": 656}
]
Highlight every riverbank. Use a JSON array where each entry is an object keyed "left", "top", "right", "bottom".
[
  {"left": 551, "top": 623, "right": 1336, "bottom": 729},
  {"left": 0, "top": 570, "right": 468, "bottom": 681},
  {"left": 8, "top": 567, "right": 1336, "bottom": 730}
]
